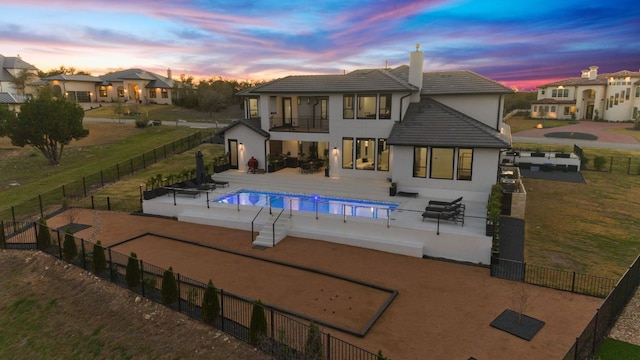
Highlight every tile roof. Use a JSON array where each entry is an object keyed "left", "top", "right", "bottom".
[
  {"left": 0, "top": 55, "right": 37, "bottom": 71},
  {"left": 0, "top": 92, "right": 26, "bottom": 104},
  {"left": 387, "top": 98, "right": 509, "bottom": 148},
  {"left": 420, "top": 71, "right": 513, "bottom": 95},
  {"left": 216, "top": 118, "right": 269, "bottom": 138},
  {"left": 43, "top": 74, "right": 103, "bottom": 82},
  {"left": 241, "top": 68, "right": 417, "bottom": 94},
  {"left": 530, "top": 99, "right": 576, "bottom": 105},
  {"left": 537, "top": 77, "right": 607, "bottom": 87},
  {"left": 100, "top": 69, "right": 174, "bottom": 88}
]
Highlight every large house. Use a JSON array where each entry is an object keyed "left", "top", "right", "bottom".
[
  {"left": 531, "top": 66, "right": 640, "bottom": 122},
  {"left": 220, "top": 46, "right": 513, "bottom": 202},
  {"left": 40, "top": 68, "right": 175, "bottom": 106},
  {"left": 0, "top": 54, "right": 39, "bottom": 110}
]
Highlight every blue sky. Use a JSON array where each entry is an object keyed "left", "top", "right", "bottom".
[{"left": 1, "top": 0, "right": 639, "bottom": 90}]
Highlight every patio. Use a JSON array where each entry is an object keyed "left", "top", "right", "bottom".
[{"left": 143, "top": 168, "right": 492, "bottom": 264}]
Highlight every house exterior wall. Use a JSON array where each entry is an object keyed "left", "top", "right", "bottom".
[
  {"left": 225, "top": 125, "right": 266, "bottom": 173},
  {"left": 49, "top": 80, "right": 98, "bottom": 102},
  {"left": 429, "top": 94, "right": 504, "bottom": 129},
  {"left": 390, "top": 146, "right": 499, "bottom": 202}
]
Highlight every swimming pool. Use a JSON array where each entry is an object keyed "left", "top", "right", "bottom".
[{"left": 213, "top": 190, "right": 399, "bottom": 219}]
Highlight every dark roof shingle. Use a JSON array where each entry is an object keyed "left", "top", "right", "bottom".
[{"left": 387, "top": 98, "right": 509, "bottom": 148}]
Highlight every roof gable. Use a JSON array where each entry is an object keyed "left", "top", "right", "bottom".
[
  {"left": 421, "top": 71, "right": 513, "bottom": 95},
  {"left": 387, "top": 98, "right": 509, "bottom": 148},
  {"left": 217, "top": 118, "right": 269, "bottom": 138},
  {"left": 99, "top": 69, "right": 174, "bottom": 88}
]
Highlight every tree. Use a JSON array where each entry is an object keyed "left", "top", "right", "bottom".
[
  {"left": 249, "top": 299, "right": 268, "bottom": 345},
  {"left": 62, "top": 228, "right": 78, "bottom": 262},
  {"left": 125, "top": 252, "right": 141, "bottom": 288},
  {"left": 36, "top": 218, "right": 51, "bottom": 250},
  {"left": 0, "top": 104, "right": 15, "bottom": 137},
  {"left": 303, "top": 322, "right": 323, "bottom": 360},
  {"left": 9, "top": 69, "right": 37, "bottom": 95},
  {"left": 2, "top": 87, "right": 88, "bottom": 165},
  {"left": 38, "top": 66, "right": 91, "bottom": 78},
  {"left": 202, "top": 279, "right": 220, "bottom": 325},
  {"left": 161, "top": 266, "right": 178, "bottom": 305},
  {"left": 92, "top": 241, "right": 107, "bottom": 275}
]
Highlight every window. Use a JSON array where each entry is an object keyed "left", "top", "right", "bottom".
[
  {"left": 248, "top": 98, "right": 259, "bottom": 118},
  {"left": 377, "top": 139, "right": 389, "bottom": 171},
  {"left": 634, "top": 107, "right": 638, "bottom": 120},
  {"left": 552, "top": 89, "right": 557, "bottom": 97},
  {"left": 357, "top": 95, "right": 377, "bottom": 119},
  {"left": 52, "top": 85, "right": 62, "bottom": 97},
  {"left": 355, "top": 138, "right": 375, "bottom": 170},
  {"left": 430, "top": 148, "right": 454, "bottom": 180},
  {"left": 563, "top": 89, "right": 569, "bottom": 97},
  {"left": 544, "top": 106, "right": 549, "bottom": 112},
  {"left": 379, "top": 94, "right": 391, "bottom": 119},
  {"left": 343, "top": 95, "right": 354, "bottom": 119},
  {"left": 117, "top": 86, "right": 125, "bottom": 97},
  {"left": 541, "top": 89, "right": 545, "bottom": 95},
  {"left": 615, "top": 93, "right": 619, "bottom": 105},
  {"left": 99, "top": 86, "right": 107, "bottom": 97},
  {"left": 413, "top": 147, "right": 427, "bottom": 178},
  {"left": 161, "top": 89, "right": 168, "bottom": 98},
  {"left": 636, "top": 87, "right": 640, "bottom": 98},
  {"left": 625, "top": 89, "right": 630, "bottom": 101},
  {"left": 563, "top": 107, "right": 571, "bottom": 115},
  {"left": 533, "top": 105, "right": 537, "bottom": 112},
  {"left": 342, "top": 138, "right": 354, "bottom": 169},
  {"left": 150, "top": 89, "right": 157, "bottom": 98},
  {"left": 551, "top": 106, "right": 556, "bottom": 112},
  {"left": 457, "top": 148, "right": 473, "bottom": 181},
  {"left": 320, "top": 99, "right": 328, "bottom": 120},
  {"left": 75, "top": 91, "right": 90, "bottom": 102}
]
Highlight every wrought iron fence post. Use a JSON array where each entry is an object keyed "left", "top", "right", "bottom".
[
  {"left": 107, "top": 197, "right": 111, "bottom": 211},
  {"left": 100, "top": 170, "right": 104, "bottom": 187},
  {"left": 0, "top": 220, "right": 4, "bottom": 250},
  {"left": 38, "top": 195, "right": 43, "bottom": 219},
  {"left": 62, "top": 185, "right": 66, "bottom": 198},
  {"left": 206, "top": 192, "right": 209, "bottom": 209},
  {"left": 83, "top": 177, "right": 87, "bottom": 197},
  {"left": 571, "top": 271, "right": 576, "bottom": 293},
  {"left": 91, "top": 196, "right": 95, "bottom": 209},
  {"left": 326, "top": 332, "right": 331, "bottom": 360},
  {"left": 32, "top": 221, "right": 38, "bottom": 248},
  {"left": 11, "top": 206, "right": 16, "bottom": 230},
  {"left": 270, "top": 308, "right": 274, "bottom": 340}
]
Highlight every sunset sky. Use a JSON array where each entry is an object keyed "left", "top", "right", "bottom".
[{"left": 1, "top": 0, "right": 639, "bottom": 90}]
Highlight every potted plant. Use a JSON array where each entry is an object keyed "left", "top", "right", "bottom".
[
  {"left": 323, "top": 149, "right": 330, "bottom": 177},
  {"left": 389, "top": 182, "right": 397, "bottom": 196},
  {"left": 486, "top": 183, "right": 503, "bottom": 244}
]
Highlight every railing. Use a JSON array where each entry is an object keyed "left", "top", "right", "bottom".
[
  {"left": 0, "top": 131, "right": 209, "bottom": 224},
  {"left": 0, "top": 223, "right": 381, "bottom": 360},
  {"left": 269, "top": 117, "right": 329, "bottom": 133},
  {"left": 272, "top": 209, "right": 285, "bottom": 247},
  {"left": 491, "top": 257, "right": 616, "bottom": 298}
]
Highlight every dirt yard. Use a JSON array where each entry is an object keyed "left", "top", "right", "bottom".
[{"left": 40, "top": 209, "right": 602, "bottom": 359}]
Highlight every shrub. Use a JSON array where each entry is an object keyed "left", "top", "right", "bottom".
[
  {"left": 249, "top": 299, "right": 267, "bottom": 345},
  {"left": 202, "top": 279, "right": 220, "bottom": 325},
  {"left": 134, "top": 118, "right": 149, "bottom": 128},
  {"left": 36, "top": 218, "right": 52, "bottom": 250},
  {"left": 593, "top": 156, "right": 607, "bottom": 171},
  {"left": 377, "top": 350, "right": 391, "bottom": 360},
  {"left": 303, "top": 322, "right": 323, "bottom": 360},
  {"left": 62, "top": 228, "right": 78, "bottom": 262},
  {"left": 161, "top": 266, "right": 178, "bottom": 305},
  {"left": 92, "top": 241, "right": 106, "bottom": 275},
  {"left": 125, "top": 252, "right": 140, "bottom": 288}
]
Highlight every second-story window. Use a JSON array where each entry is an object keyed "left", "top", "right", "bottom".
[
  {"left": 249, "top": 98, "right": 259, "bottom": 118},
  {"left": 343, "top": 95, "right": 354, "bottom": 119},
  {"left": 379, "top": 94, "right": 391, "bottom": 119},
  {"left": 357, "top": 95, "right": 377, "bottom": 119},
  {"left": 320, "top": 99, "right": 328, "bottom": 119}
]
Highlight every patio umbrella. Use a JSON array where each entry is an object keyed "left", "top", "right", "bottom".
[{"left": 195, "top": 151, "right": 207, "bottom": 185}]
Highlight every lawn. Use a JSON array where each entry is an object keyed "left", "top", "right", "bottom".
[
  {"left": 85, "top": 104, "right": 243, "bottom": 123},
  {"left": 596, "top": 338, "right": 640, "bottom": 359}
]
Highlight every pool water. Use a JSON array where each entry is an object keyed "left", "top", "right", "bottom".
[{"left": 213, "top": 190, "right": 399, "bottom": 219}]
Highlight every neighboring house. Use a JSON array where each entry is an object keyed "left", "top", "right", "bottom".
[
  {"left": 221, "top": 46, "right": 512, "bottom": 202},
  {"left": 0, "top": 92, "right": 27, "bottom": 112},
  {"left": 38, "top": 68, "right": 175, "bottom": 106},
  {"left": 0, "top": 54, "right": 39, "bottom": 97},
  {"left": 531, "top": 66, "right": 640, "bottom": 122}
]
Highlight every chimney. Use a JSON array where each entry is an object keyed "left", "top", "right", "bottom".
[
  {"left": 409, "top": 44, "right": 424, "bottom": 102},
  {"left": 581, "top": 69, "right": 589, "bottom": 78},
  {"left": 589, "top": 66, "right": 598, "bottom": 80},
  {"left": 167, "top": 68, "right": 172, "bottom": 80}
]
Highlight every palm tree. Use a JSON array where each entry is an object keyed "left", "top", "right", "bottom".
[{"left": 9, "top": 69, "right": 37, "bottom": 95}]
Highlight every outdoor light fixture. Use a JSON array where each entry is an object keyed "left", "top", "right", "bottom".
[
  {"left": 239, "top": 143, "right": 244, "bottom": 150},
  {"left": 333, "top": 147, "right": 338, "bottom": 155},
  {"left": 297, "top": 98, "right": 301, "bottom": 105}
]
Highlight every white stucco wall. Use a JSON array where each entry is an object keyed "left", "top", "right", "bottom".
[{"left": 225, "top": 124, "right": 267, "bottom": 172}]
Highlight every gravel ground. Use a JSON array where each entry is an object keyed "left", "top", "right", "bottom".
[{"left": 608, "top": 287, "right": 640, "bottom": 346}]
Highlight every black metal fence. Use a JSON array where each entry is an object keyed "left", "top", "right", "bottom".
[
  {"left": 563, "top": 255, "right": 640, "bottom": 359},
  {"left": 491, "top": 257, "right": 617, "bottom": 298},
  {"left": 0, "top": 131, "right": 209, "bottom": 225},
  {"left": 0, "top": 223, "right": 380, "bottom": 360}
]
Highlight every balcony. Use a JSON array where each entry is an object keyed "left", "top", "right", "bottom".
[{"left": 269, "top": 116, "right": 329, "bottom": 133}]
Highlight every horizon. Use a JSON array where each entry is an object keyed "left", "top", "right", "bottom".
[{"left": 2, "top": 0, "right": 639, "bottom": 91}]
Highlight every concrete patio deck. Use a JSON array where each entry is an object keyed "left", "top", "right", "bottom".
[{"left": 142, "top": 168, "right": 492, "bottom": 264}]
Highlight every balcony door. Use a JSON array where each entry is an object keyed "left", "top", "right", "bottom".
[{"left": 283, "top": 97, "right": 292, "bottom": 127}]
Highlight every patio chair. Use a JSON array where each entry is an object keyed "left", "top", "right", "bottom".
[{"left": 427, "top": 196, "right": 463, "bottom": 207}]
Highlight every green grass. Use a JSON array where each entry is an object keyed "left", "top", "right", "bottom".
[
  {"left": 596, "top": 338, "right": 640, "bottom": 359},
  {"left": 505, "top": 115, "right": 578, "bottom": 133},
  {"left": 85, "top": 103, "right": 243, "bottom": 123},
  {"left": 0, "top": 123, "right": 202, "bottom": 209}
]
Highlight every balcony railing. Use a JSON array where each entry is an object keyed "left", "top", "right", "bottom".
[{"left": 269, "top": 117, "right": 329, "bottom": 133}]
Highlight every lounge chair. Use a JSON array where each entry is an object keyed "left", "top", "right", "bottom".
[
  {"left": 428, "top": 196, "right": 463, "bottom": 207},
  {"left": 209, "top": 177, "right": 229, "bottom": 188},
  {"left": 183, "top": 179, "right": 215, "bottom": 191},
  {"left": 422, "top": 202, "right": 465, "bottom": 226}
]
